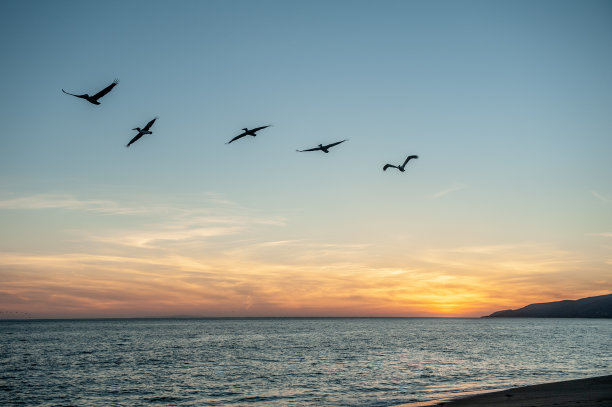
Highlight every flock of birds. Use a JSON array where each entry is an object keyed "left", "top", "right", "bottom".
[{"left": 62, "top": 79, "right": 419, "bottom": 172}]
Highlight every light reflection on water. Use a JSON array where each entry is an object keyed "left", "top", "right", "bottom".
[{"left": 1, "top": 318, "right": 611, "bottom": 406}]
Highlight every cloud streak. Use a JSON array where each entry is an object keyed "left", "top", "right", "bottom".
[
  {"left": 2, "top": 238, "right": 610, "bottom": 318},
  {"left": 430, "top": 184, "right": 467, "bottom": 199},
  {"left": 1, "top": 192, "right": 610, "bottom": 318},
  {"left": 1, "top": 192, "right": 287, "bottom": 251},
  {"left": 587, "top": 232, "right": 612, "bottom": 238},
  {"left": 0, "top": 193, "right": 146, "bottom": 215},
  {"left": 591, "top": 191, "right": 611, "bottom": 203}
]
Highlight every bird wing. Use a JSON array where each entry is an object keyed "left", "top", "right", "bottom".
[
  {"left": 323, "top": 139, "right": 348, "bottom": 149},
  {"left": 142, "top": 117, "right": 157, "bottom": 131},
  {"left": 296, "top": 146, "right": 322, "bottom": 152},
  {"left": 62, "top": 89, "right": 87, "bottom": 98},
  {"left": 226, "top": 132, "right": 247, "bottom": 144},
  {"left": 383, "top": 164, "right": 396, "bottom": 171},
  {"left": 252, "top": 125, "right": 271, "bottom": 133},
  {"left": 126, "top": 133, "right": 143, "bottom": 147},
  {"left": 91, "top": 79, "right": 119, "bottom": 100},
  {"left": 402, "top": 155, "right": 419, "bottom": 167}
]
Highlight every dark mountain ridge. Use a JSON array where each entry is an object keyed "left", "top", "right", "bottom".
[{"left": 484, "top": 293, "right": 612, "bottom": 318}]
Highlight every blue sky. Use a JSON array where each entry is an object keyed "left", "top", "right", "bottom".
[{"left": 1, "top": 0, "right": 611, "bottom": 317}]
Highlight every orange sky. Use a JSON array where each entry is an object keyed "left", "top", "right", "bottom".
[{"left": 1, "top": 197, "right": 610, "bottom": 318}]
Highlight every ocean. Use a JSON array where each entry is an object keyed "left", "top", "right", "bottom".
[{"left": 1, "top": 318, "right": 610, "bottom": 406}]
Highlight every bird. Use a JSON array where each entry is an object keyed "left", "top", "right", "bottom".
[
  {"left": 296, "top": 139, "right": 348, "bottom": 153},
  {"left": 226, "top": 125, "right": 271, "bottom": 144},
  {"left": 383, "top": 155, "right": 418, "bottom": 172},
  {"left": 126, "top": 117, "right": 157, "bottom": 147},
  {"left": 62, "top": 79, "right": 119, "bottom": 105}
]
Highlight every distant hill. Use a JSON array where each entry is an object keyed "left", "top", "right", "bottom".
[{"left": 484, "top": 294, "right": 612, "bottom": 318}]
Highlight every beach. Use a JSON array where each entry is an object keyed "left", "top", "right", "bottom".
[{"left": 400, "top": 375, "right": 612, "bottom": 407}]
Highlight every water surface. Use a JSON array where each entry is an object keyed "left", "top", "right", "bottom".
[{"left": 2, "top": 318, "right": 610, "bottom": 406}]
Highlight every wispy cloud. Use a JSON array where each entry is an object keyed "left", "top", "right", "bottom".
[
  {"left": 430, "top": 183, "right": 467, "bottom": 199},
  {"left": 1, "top": 192, "right": 610, "bottom": 318},
  {"left": 591, "top": 191, "right": 611, "bottom": 203},
  {"left": 0, "top": 192, "right": 287, "bottom": 250},
  {"left": 0, "top": 194, "right": 146, "bottom": 215},
  {"left": 2, "top": 236, "right": 610, "bottom": 318},
  {"left": 0, "top": 192, "right": 284, "bottom": 220},
  {"left": 221, "top": 239, "right": 373, "bottom": 264},
  {"left": 80, "top": 207, "right": 287, "bottom": 250},
  {"left": 587, "top": 232, "right": 612, "bottom": 238}
]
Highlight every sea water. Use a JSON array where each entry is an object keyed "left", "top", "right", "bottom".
[{"left": 1, "top": 318, "right": 611, "bottom": 406}]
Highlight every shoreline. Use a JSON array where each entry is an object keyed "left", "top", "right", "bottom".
[{"left": 398, "top": 375, "right": 612, "bottom": 406}]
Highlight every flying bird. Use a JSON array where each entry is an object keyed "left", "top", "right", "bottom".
[
  {"left": 296, "top": 139, "right": 348, "bottom": 153},
  {"left": 126, "top": 117, "right": 157, "bottom": 147},
  {"left": 383, "top": 155, "right": 418, "bottom": 172},
  {"left": 62, "top": 79, "right": 119, "bottom": 105},
  {"left": 226, "top": 125, "right": 271, "bottom": 144}
]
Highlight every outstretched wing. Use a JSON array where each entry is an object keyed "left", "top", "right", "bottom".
[
  {"left": 402, "top": 155, "right": 419, "bottom": 167},
  {"left": 62, "top": 89, "right": 87, "bottom": 98},
  {"left": 143, "top": 117, "right": 157, "bottom": 131},
  {"left": 296, "top": 146, "right": 322, "bottom": 152},
  {"left": 226, "top": 132, "right": 247, "bottom": 144},
  {"left": 126, "top": 133, "right": 143, "bottom": 147},
  {"left": 91, "top": 79, "right": 119, "bottom": 101},
  {"left": 252, "top": 125, "right": 271, "bottom": 133},
  {"left": 383, "top": 164, "right": 396, "bottom": 171},
  {"left": 323, "top": 139, "right": 348, "bottom": 149}
]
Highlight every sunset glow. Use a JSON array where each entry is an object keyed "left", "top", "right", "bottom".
[
  {"left": 1, "top": 192, "right": 610, "bottom": 318},
  {"left": 1, "top": 0, "right": 611, "bottom": 318}
]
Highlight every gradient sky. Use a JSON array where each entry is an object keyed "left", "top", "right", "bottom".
[{"left": 1, "top": 0, "right": 611, "bottom": 318}]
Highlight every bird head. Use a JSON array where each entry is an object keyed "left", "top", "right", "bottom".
[{"left": 132, "top": 127, "right": 141, "bottom": 131}]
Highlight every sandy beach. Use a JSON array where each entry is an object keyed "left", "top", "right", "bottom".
[{"left": 399, "top": 375, "right": 612, "bottom": 407}]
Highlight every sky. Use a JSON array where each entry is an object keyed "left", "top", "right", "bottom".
[{"left": 0, "top": 0, "right": 611, "bottom": 318}]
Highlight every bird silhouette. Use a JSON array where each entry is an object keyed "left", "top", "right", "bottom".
[
  {"left": 296, "top": 139, "right": 348, "bottom": 153},
  {"left": 62, "top": 79, "right": 119, "bottom": 105},
  {"left": 383, "top": 155, "right": 418, "bottom": 172},
  {"left": 126, "top": 117, "right": 157, "bottom": 147},
  {"left": 226, "top": 125, "right": 271, "bottom": 144}
]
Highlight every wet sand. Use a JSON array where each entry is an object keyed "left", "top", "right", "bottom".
[{"left": 399, "top": 375, "right": 612, "bottom": 407}]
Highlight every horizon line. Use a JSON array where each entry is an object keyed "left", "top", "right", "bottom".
[{"left": 1, "top": 315, "right": 489, "bottom": 321}]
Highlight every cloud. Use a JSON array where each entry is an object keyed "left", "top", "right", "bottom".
[
  {"left": 411, "top": 242, "right": 612, "bottom": 311},
  {"left": 0, "top": 191, "right": 287, "bottom": 250},
  {"left": 430, "top": 183, "right": 467, "bottom": 199},
  {"left": 0, "top": 192, "right": 287, "bottom": 219},
  {"left": 82, "top": 210, "right": 287, "bottom": 250},
  {"left": 591, "top": 191, "right": 611, "bottom": 203},
  {"left": 220, "top": 239, "right": 373, "bottom": 265},
  {"left": 0, "top": 193, "right": 145, "bottom": 215},
  {"left": 2, "top": 237, "right": 610, "bottom": 318},
  {"left": 587, "top": 232, "right": 612, "bottom": 238},
  {"left": 91, "top": 225, "right": 244, "bottom": 249},
  {"left": 1, "top": 192, "right": 610, "bottom": 318}
]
